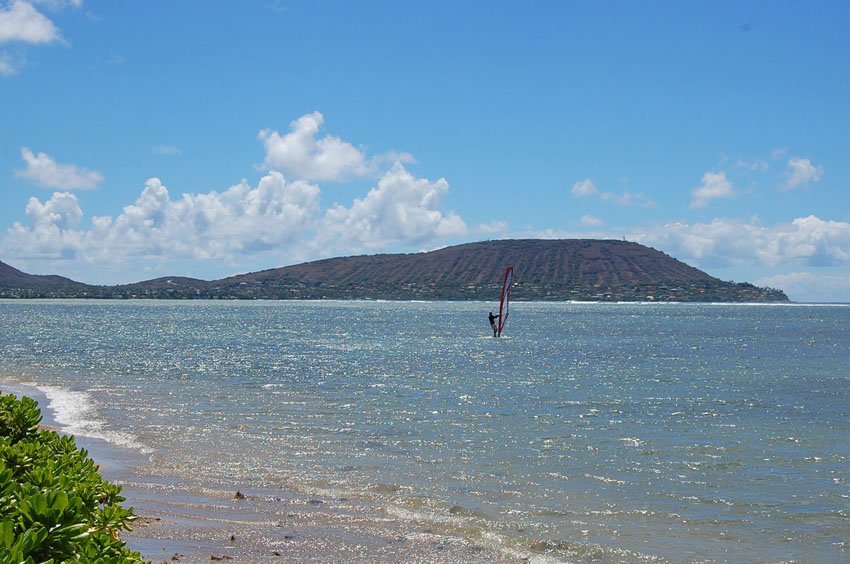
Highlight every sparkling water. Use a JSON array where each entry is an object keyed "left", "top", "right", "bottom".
[{"left": 1, "top": 300, "right": 847, "bottom": 561}]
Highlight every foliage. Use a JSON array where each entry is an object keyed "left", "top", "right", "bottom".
[{"left": 0, "top": 392, "right": 144, "bottom": 562}]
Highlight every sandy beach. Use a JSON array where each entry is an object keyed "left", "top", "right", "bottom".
[
  {"left": 119, "top": 480, "right": 525, "bottom": 563},
  {"left": 6, "top": 381, "right": 524, "bottom": 563}
]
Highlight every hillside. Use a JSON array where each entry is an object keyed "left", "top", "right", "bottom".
[
  {"left": 134, "top": 239, "right": 787, "bottom": 302},
  {"left": 0, "top": 260, "right": 95, "bottom": 297},
  {"left": 1, "top": 240, "right": 788, "bottom": 302}
]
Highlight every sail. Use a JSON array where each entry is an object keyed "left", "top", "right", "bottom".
[{"left": 497, "top": 266, "right": 513, "bottom": 336}]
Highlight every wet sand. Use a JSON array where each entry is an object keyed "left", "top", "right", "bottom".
[
  {"left": 119, "top": 481, "right": 523, "bottom": 563},
  {"left": 83, "top": 429, "right": 524, "bottom": 563},
  {"left": 3, "top": 383, "right": 525, "bottom": 563}
]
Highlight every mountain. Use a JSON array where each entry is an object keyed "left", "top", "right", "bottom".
[
  {"left": 0, "top": 260, "right": 95, "bottom": 297},
  {"left": 1, "top": 240, "right": 789, "bottom": 301},
  {"left": 130, "top": 239, "right": 788, "bottom": 301}
]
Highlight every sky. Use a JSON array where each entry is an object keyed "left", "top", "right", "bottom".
[{"left": 1, "top": 1, "right": 849, "bottom": 302}]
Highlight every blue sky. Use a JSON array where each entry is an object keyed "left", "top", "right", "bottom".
[{"left": 1, "top": 1, "right": 849, "bottom": 302}]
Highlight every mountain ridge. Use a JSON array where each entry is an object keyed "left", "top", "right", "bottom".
[{"left": 0, "top": 239, "right": 788, "bottom": 302}]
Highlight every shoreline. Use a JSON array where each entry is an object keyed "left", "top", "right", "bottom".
[{"left": 2, "top": 380, "right": 527, "bottom": 563}]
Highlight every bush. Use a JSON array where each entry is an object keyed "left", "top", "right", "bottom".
[{"left": 0, "top": 391, "right": 145, "bottom": 562}]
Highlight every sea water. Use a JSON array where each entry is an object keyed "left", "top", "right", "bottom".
[{"left": 0, "top": 300, "right": 847, "bottom": 561}]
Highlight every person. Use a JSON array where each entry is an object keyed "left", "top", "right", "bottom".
[{"left": 488, "top": 311, "right": 501, "bottom": 337}]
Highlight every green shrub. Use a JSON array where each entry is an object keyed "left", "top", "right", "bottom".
[
  {"left": 0, "top": 395, "right": 41, "bottom": 444},
  {"left": 0, "top": 392, "right": 145, "bottom": 562}
]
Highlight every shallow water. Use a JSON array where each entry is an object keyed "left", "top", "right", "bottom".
[{"left": 1, "top": 300, "right": 848, "bottom": 561}]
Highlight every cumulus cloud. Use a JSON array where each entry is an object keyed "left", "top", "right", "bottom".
[
  {"left": 15, "top": 148, "right": 104, "bottom": 190},
  {"left": 319, "top": 163, "right": 467, "bottom": 252},
  {"left": 571, "top": 178, "right": 655, "bottom": 207},
  {"left": 634, "top": 215, "right": 850, "bottom": 269},
  {"left": 690, "top": 171, "right": 734, "bottom": 208},
  {"left": 4, "top": 191, "right": 84, "bottom": 258},
  {"left": 259, "top": 112, "right": 414, "bottom": 182},
  {"left": 783, "top": 157, "right": 823, "bottom": 190},
  {"left": 98, "top": 173, "right": 321, "bottom": 259},
  {"left": 259, "top": 112, "right": 364, "bottom": 181},
  {"left": 757, "top": 271, "right": 850, "bottom": 303},
  {"left": 0, "top": 0, "right": 60, "bottom": 44},
  {"left": 3, "top": 173, "right": 322, "bottom": 264},
  {"left": 3, "top": 163, "right": 469, "bottom": 280}
]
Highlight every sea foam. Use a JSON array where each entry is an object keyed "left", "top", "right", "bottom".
[{"left": 24, "top": 382, "right": 150, "bottom": 453}]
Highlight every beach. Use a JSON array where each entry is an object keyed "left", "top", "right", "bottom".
[
  {"left": 118, "top": 473, "right": 526, "bottom": 563},
  {"left": 120, "top": 481, "right": 524, "bottom": 563},
  {"left": 10, "top": 382, "right": 521, "bottom": 563}
]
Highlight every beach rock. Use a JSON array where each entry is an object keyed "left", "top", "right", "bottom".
[{"left": 234, "top": 491, "right": 246, "bottom": 500}]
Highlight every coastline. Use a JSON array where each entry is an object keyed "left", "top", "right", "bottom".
[{"left": 1, "top": 381, "right": 525, "bottom": 563}]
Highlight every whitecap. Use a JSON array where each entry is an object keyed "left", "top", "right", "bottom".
[{"left": 25, "top": 382, "right": 151, "bottom": 453}]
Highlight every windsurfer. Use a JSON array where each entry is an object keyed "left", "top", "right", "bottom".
[{"left": 488, "top": 311, "right": 501, "bottom": 337}]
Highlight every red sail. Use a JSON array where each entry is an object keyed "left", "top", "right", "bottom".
[{"left": 497, "top": 266, "right": 513, "bottom": 336}]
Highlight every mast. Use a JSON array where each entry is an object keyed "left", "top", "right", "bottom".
[{"left": 497, "top": 266, "right": 514, "bottom": 336}]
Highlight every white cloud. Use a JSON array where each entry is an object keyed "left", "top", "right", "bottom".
[
  {"left": 97, "top": 173, "right": 321, "bottom": 259},
  {"left": 3, "top": 173, "right": 322, "bottom": 264},
  {"left": 571, "top": 177, "right": 654, "bottom": 207},
  {"left": 783, "top": 157, "right": 823, "bottom": 190},
  {"left": 757, "top": 271, "right": 850, "bottom": 303},
  {"left": 15, "top": 147, "right": 104, "bottom": 190},
  {"left": 690, "top": 171, "right": 735, "bottom": 208},
  {"left": 634, "top": 215, "right": 850, "bottom": 269},
  {"left": 319, "top": 163, "right": 467, "bottom": 252},
  {"left": 571, "top": 178, "right": 597, "bottom": 197},
  {"left": 259, "top": 112, "right": 414, "bottom": 182},
  {"left": 784, "top": 215, "right": 850, "bottom": 265},
  {"left": 4, "top": 191, "right": 84, "bottom": 258},
  {"left": 3, "top": 156, "right": 469, "bottom": 280},
  {"left": 0, "top": 1, "right": 60, "bottom": 44},
  {"left": 259, "top": 112, "right": 371, "bottom": 182},
  {"left": 580, "top": 215, "right": 604, "bottom": 226}
]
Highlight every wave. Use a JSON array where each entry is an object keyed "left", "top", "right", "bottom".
[{"left": 22, "top": 382, "right": 151, "bottom": 454}]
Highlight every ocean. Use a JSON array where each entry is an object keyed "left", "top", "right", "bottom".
[{"left": 0, "top": 300, "right": 847, "bottom": 562}]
